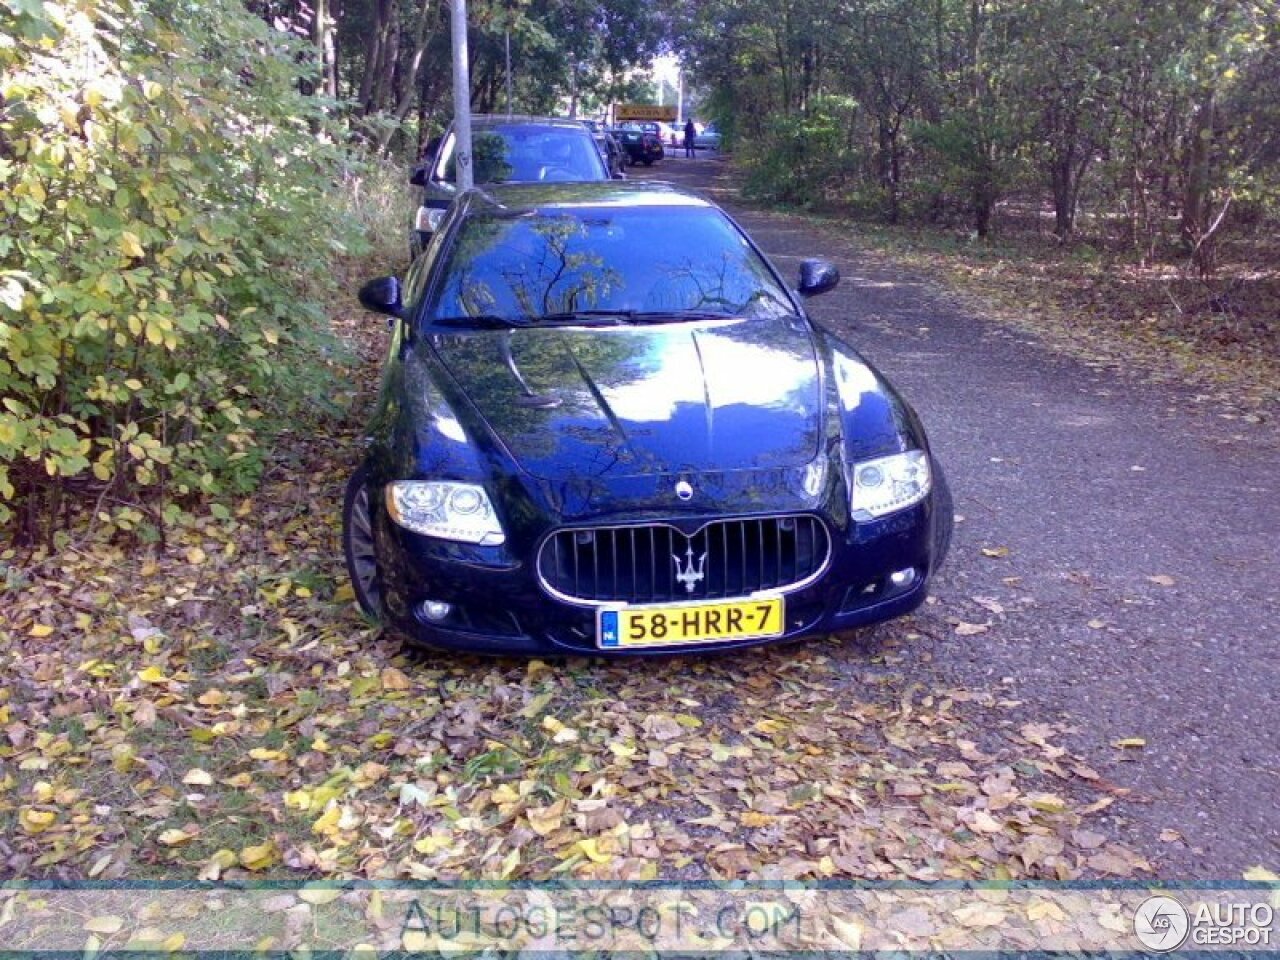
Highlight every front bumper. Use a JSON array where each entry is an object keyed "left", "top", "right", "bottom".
[{"left": 374, "top": 502, "right": 944, "bottom": 657}]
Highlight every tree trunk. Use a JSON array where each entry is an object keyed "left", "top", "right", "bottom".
[
  {"left": 1180, "top": 88, "right": 1216, "bottom": 252},
  {"left": 375, "top": 0, "right": 437, "bottom": 153},
  {"left": 312, "top": 0, "right": 338, "bottom": 98},
  {"left": 357, "top": 0, "right": 391, "bottom": 111}
]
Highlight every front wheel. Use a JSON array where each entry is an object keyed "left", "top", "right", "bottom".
[{"left": 342, "top": 465, "right": 383, "bottom": 618}]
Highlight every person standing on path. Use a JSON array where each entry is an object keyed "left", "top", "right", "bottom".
[{"left": 684, "top": 119, "right": 696, "bottom": 158}]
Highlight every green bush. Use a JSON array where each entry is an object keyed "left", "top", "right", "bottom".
[
  {"left": 0, "top": 0, "right": 369, "bottom": 541},
  {"left": 740, "top": 96, "right": 855, "bottom": 207}
]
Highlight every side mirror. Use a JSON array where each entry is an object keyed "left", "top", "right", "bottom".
[
  {"left": 409, "top": 164, "right": 427, "bottom": 186},
  {"left": 358, "top": 276, "right": 403, "bottom": 317},
  {"left": 798, "top": 258, "right": 840, "bottom": 298}
]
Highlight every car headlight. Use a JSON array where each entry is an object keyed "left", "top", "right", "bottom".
[
  {"left": 851, "top": 451, "right": 931, "bottom": 519},
  {"left": 385, "top": 481, "right": 505, "bottom": 545}
]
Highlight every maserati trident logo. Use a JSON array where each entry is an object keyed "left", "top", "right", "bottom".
[{"left": 672, "top": 542, "right": 707, "bottom": 593}]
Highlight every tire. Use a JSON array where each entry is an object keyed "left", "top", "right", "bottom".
[
  {"left": 342, "top": 465, "right": 384, "bottom": 619},
  {"left": 931, "top": 458, "right": 954, "bottom": 568},
  {"left": 642, "top": 159, "right": 653, "bottom": 166}
]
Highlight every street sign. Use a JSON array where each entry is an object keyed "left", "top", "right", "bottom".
[{"left": 615, "top": 104, "right": 677, "bottom": 122}]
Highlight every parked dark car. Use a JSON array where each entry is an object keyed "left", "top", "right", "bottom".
[
  {"left": 612, "top": 123, "right": 665, "bottom": 166},
  {"left": 408, "top": 115, "right": 610, "bottom": 256},
  {"left": 582, "top": 119, "right": 625, "bottom": 178},
  {"left": 346, "top": 181, "right": 952, "bottom": 656}
]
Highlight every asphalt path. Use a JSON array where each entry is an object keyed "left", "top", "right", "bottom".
[{"left": 636, "top": 154, "right": 1280, "bottom": 877}]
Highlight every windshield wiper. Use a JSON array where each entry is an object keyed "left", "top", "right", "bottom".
[
  {"left": 536, "top": 310, "right": 636, "bottom": 326},
  {"left": 435, "top": 309, "right": 739, "bottom": 329},
  {"left": 434, "top": 314, "right": 536, "bottom": 329},
  {"left": 624, "top": 310, "right": 736, "bottom": 323}
]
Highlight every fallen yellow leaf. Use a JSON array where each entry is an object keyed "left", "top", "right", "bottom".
[
  {"left": 1243, "top": 865, "right": 1279, "bottom": 882},
  {"left": 182, "top": 768, "right": 213, "bottom": 786},
  {"left": 137, "top": 666, "right": 169, "bottom": 684},
  {"left": 29, "top": 624, "right": 55, "bottom": 638},
  {"left": 1113, "top": 737, "right": 1146, "bottom": 749},
  {"left": 413, "top": 834, "right": 452, "bottom": 855},
  {"left": 157, "top": 828, "right": 196, "bottom": 846},
  {"left": 84, "top": 916, "right": 125, "bottom": 934},
  {"left": 525, "top": 802, "right": 564, "bottom": 837},
  {"left": 19, "top": 808, "right": 56, "bottom": 834},
  {"left": 573, "top": 837, "right": 612, "bottom": 864},
  {"left": 380, "top": 667, "right": 411, "bottom": 691},
  {"left": 239, "top": 839, "right": 279, "bottom": 871},
  {"left": 298, "top": 887, "right": 343, "bottom": 905}
]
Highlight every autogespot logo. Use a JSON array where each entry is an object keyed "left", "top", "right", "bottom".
[{"left": 1134, "top": 895, "right": 1191, "bottom": 952}]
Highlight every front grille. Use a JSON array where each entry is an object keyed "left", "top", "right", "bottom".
[{"left": 536, "top": 516, "right": 830, "bottom": 604}]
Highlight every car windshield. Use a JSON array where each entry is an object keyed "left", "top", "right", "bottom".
[
  {"left": 435, "top": 126, "right": 607, "bottom": 184},
  {"left": 427, "top": 205, "right": 797, "bottom": 326}
]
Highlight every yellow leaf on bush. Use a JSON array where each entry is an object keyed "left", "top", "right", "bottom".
[{"left": 121, "top": 232, "right": 144, "bottom": 259}]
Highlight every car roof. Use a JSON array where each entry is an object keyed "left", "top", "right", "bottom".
[
  {"left": 462, "top": 181, "right": 715, "bottom": 216},
  {"left": 459, "top": 115, "right": 594, "bottom": 132}
]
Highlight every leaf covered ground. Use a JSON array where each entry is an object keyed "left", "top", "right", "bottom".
[
  {"left": 0, "top": 312, "right": 1153, "bottom": 884},
  {"left": 841, "top": 218, "right": 1280, "bottom": 423}
]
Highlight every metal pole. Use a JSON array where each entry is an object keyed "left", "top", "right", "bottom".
[
  {"left": 505, "top": 29, "right": 512, "bottom": 116},
  {"left": 450, "top": 0, "right": 474, "bottom": 191}
]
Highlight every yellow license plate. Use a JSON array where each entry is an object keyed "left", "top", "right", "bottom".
[{"left": 597, "top": 597, "right": 784, "bottom": 649}]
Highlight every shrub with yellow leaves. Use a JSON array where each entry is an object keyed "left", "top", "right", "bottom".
[{"left": 0, "top": 0, "right": 374, "bottom": 542}]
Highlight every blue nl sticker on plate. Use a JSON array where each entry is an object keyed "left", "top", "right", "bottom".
[{"left": 599, "top": 610, "right": 620, "bottom": 648}]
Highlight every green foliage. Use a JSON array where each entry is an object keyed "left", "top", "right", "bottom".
[
  {"left": 0, "top": 0, "right": 368, "bottom": 539},
  {"left": 741, "top": 96, "right": 856, "bottom": 207},
  {"left": 677, "top": 0, "right": 1280, "bottom": 246}
]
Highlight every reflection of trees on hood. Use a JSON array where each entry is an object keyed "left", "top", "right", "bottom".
[{"left": 432, "top": 330, "right": 650, "bottom": 461}]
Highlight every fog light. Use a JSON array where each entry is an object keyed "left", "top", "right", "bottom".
[
  {"left": 889, "top": 567, "right": 915, "bottom": 587},
  {"left": 418, "top": 600, "right": 452, "bottom": 622}
]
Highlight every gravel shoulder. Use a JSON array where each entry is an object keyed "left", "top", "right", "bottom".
[{"left": 645, "top": 155, "right": 1280, "bottom": 877}]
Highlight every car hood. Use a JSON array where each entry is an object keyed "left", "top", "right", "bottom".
[{"left": 430, "top": 316, "right": 823, "bottom": 480}]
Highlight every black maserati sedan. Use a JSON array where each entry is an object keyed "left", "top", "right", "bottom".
[{"left": 345, "top": 181, "right": 952, "bottom": 656}]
